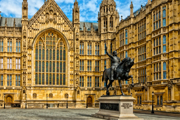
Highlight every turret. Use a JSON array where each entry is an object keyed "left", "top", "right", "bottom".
[
  {"left": 72, "top": 0, "right": 80, "bottom": 27},
  {"left": 130, "top": 1, "right": 134, "bottom": 17}
]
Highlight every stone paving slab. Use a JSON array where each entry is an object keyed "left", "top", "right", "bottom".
[{"left": 0, "top": 108, "right": 180, "bottom": 120}]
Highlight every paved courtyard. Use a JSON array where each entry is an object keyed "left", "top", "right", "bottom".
[{"left": 0, "top": 108, "right": 180, "bottom": 120}]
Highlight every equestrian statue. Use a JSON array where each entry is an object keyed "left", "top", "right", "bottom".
[{"left": 102, "top": 46, "right": 134, "bottom": 96}]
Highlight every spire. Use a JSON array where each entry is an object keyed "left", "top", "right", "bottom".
[
  {"left": 130, "top": 1, "right": 134, "bottom": 17},
  {"left": 148, "top": 0, "right": 151, "bottom": 4},
  {"left": 5, "top": 18, "right": 7, "bottom": 27},
  {"left": 13, "top": 19, "right": 16, "bottom": 27}
]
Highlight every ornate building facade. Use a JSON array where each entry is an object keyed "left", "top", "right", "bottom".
[{"left": 0, "top": 0, "right": 180, "bottom": 112}]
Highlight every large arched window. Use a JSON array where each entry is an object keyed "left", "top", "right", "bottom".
[{"left": 35, "top": 32, "right": 66, "bottom": 86}]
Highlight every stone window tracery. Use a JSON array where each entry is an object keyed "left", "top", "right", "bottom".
[
  {"left": 0, "top": 58, "right": 3, "bottom": 69},
  {"left": 7, "top": 39, "right": 12, "bottom": 52},
  {"left": 154, "top": 63, "right": 161, "bottom": 80},
  {"left": 7, "top": 75, "right": 12, "bottom": 86},
  {"left": 110, "top": 16, "right": 113, "bottom": 28},
  {"left": 35, "top": 32, "right": 66, "bottom": 86},
  {"left": 87, "top": 76, "right": 92, "bottom": 87},
  {"left": 95, "top": 77, "right": 99, "bottom": 87},
  {"left": 0, "top": 38, "right": 3, "bottom": 52},
  {"left": 16, "top": 40, "right": 21, "bottom": 52},
  {"left": 95, "top": 43, "right": 99, "bottom": 55},
  {"left": 0, "top": 75, "right": 3, "bottom": 86},
  {"left": 153, "top": 37, "right": 161, "bottom": 55},
  {"left": 80, "top": 76, "right": 84, "bottom": 87},
  {"left": 87, "top": 60, "right": 92, "bottom": 71},
  {"left": 80, "top": 42, "right": 84, "bottom": 55},
  {"left": 138, "top": 20, "right": 146, "bottom": 41},
  {"left": 16, "top": 75, "right": 20, "bottom": 86},
  {"left": 87, "top": 43, "right": 92, "bottom": 55}
]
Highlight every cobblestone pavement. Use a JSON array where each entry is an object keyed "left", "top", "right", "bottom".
[{"left": 0, "top": 108, "right": 180, "bottom": 120}]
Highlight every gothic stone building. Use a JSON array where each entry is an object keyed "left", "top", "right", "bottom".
[{"left": 0, "top": 0, "right": 180, "bottom": 112}]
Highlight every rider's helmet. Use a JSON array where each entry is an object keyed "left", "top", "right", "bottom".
[{"left": 113, "top": 51, "right": 117, "bottom": 56}]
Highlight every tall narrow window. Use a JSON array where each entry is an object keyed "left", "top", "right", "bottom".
[
  {"left": 160, "top": 95, "right": 163, "bottom": 105},
  {"left": 80, "top": 76, "right": 84, "bottom": 87},
  {"left": 80, "top": 42, "right": 84, "bottom": 55},
  {"left": 163, "top": 6, "right": 166, "bottom": 27},
  {"left": 87, "top": 76, "right": 91, "bottom": 87},
  {"left": 163, "top": 35, "right": 166, "bottom": 53},
  {"left": 104, "top": 17, "right": 107, "bottom": 32},
  {"left": 154, "top": 63, "right": 161, "bottom": 80},
  {"left": 104, "top": 60, "right": 106, "bottom": 70},
  {"left": 153, "top": 37, "right": 161, "bottom": 55},
  {"left": 125, "top": 51, "right": 128, "bottom": 57},
  {"left": 104, "top": 43, "right": 106, "bottom": 54},
  {"left": 0, "top": 38, "right": 3, "bottom": 52},
  {"left": 16, "top": 40, "right": 21, "bottom": 52},
  {"left": 138, "top": 20, "right": 146, "bottom": 41},
  {"left": 16, "top": 75, "right": 20, "bottom": 86},
  {"left": 95, "top": 43, "right": 99, "bottom": 55},
  {"left": 87, "top": 60, "right": 92, "bottom": 71},
  {"left": 111, "top": 43, "right": 112, "bottom": 53},
  {"left": 95, "top": 61, "right": 99, "bottom": 72},
  {"left": 1, "top": 75, "right": 3, "bottom": 86},
  {"left": 7, "top": 58, "right": 12, "bottom": 69},
  {"left": 125, "top": 29, "right": 128, "bottom": 45},
  {"left": 163, "top": 62, "right": 166, "bottom": 79},
  {"left": 7, "top": 39, "right": 12, "bottom": 52},
  {"left": 7, "top": 75, "right": 12, "bottom": 86},
  {"left": 138, "top": 68, "right": 146, "bottom": 83},
  {"left": 0, "top": 58, "right": 3, "bottom": 69},
  {"left": 120, "top": 31, "right": 124, "bottom": 47},
  {"left": 80, "top": 60, "right": 84, "bottom": 71},
  {"left": 16, "top": 58, "right": 21, "bottom": 69},
  {"left": 110, "top": 16, "right": 113, "bottom": 28},
  {"left": 95, "top": 77, "right": 99, "bottom": 87},
  {"left": 138, "top": 45, "right": 146, "bottom": 62},
  {"left": 88, "top": 43, "right": 92, "bottom": 55}
]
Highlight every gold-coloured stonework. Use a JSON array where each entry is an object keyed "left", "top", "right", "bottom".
[{"left": 0, "top": 0, "right": 179, "bottom": 112}]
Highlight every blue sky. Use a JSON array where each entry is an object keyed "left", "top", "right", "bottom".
[{"left": 0, "top": 0, "right": 147, "bottom": 22}]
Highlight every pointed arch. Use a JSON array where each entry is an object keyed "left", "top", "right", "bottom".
[{"left": 33, "top": 28, "right": 69, "bottom": 86}]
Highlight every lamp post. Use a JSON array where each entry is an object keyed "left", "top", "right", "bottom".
[
  {"left": 4, "top": 94, "right": 5, "bottom": 109},
  {"left": 25, "top": 94, "right": 27, "bottom": 109},
  {"left": 46, "top": 94, "right": 48, "bottom": 109},
  {"left": 151, "top": 92, "right": 154, "bottom": 114},
  {"left": 65, "top": 94, "right": 68, "bottom": 109}
]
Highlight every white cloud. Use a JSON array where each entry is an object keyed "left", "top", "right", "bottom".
[{"left": 55, "top": 0, "right": 74, "bottom": 4}]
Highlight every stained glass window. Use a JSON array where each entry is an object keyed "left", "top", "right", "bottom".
[{"left": 35, "top": 33, "right": 66, "bottom": 86}]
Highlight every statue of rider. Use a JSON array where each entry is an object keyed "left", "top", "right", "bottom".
[{"left": 105, "top": 46, "right": 121, "bottom": 81}]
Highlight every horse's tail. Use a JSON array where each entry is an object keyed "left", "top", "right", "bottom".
[{"left": 102, "top": 69, "right": 105, "bottom": 81}]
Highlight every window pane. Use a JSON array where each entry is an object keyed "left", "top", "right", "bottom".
[{"left": 163, "top": 19, "right": 166, "bottom": 26}]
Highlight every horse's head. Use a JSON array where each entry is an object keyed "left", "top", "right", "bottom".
[{"left": 120, "top": 57, "right": 134, "bottom": 72}]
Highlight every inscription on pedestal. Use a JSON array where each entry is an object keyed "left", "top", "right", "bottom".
[
  {"left": 121, "top": 103, "right": 132, "bottom": 109},
  {"left": 100, "top": 103, "right": 119, "bottom": 111}
]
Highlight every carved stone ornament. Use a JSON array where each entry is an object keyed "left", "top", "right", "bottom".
[
  {"left": 45, "top": 5, "right": 57, "bottom": 24},
  {"left": 23, "top": 58, "right": 26, "bottom": 68},
  {"left": 121, "top": 103, "right": 132, "bottom": 109},
  {"left": 168, "top": 80, "right": 173, "bottom": 90}
]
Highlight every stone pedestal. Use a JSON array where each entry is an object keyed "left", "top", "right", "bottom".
[{"left": 92, "top": 96, "right": 144, "bottom": 120}]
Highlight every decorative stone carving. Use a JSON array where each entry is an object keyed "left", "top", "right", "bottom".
[
  {"left": 23, "top": 58, "right": 26, "bottom": 68},
  {"left": 121, "top": 103, "right": 132, "bottom": 109},
  {"left": 168, "top": 80, "right": 173, "bottom": 90}
]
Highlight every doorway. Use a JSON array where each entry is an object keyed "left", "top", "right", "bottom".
[
  {"left": 87, "top": 96, "right": 92, "bottom": 107},
  {"left": 6, "top": 96, "right": 13, "bottom": 106}
]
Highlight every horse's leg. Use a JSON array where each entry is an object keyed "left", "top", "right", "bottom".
[
  {"left": 106, "top": 78, "right": 109, "bottom": 96},
  {"left": 118, "top": 79, "right": 124, "bottom": 96}
]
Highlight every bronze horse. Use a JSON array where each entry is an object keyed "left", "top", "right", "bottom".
[{"left": 102, "top": 57, "right": 134, "bottom": 95}]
